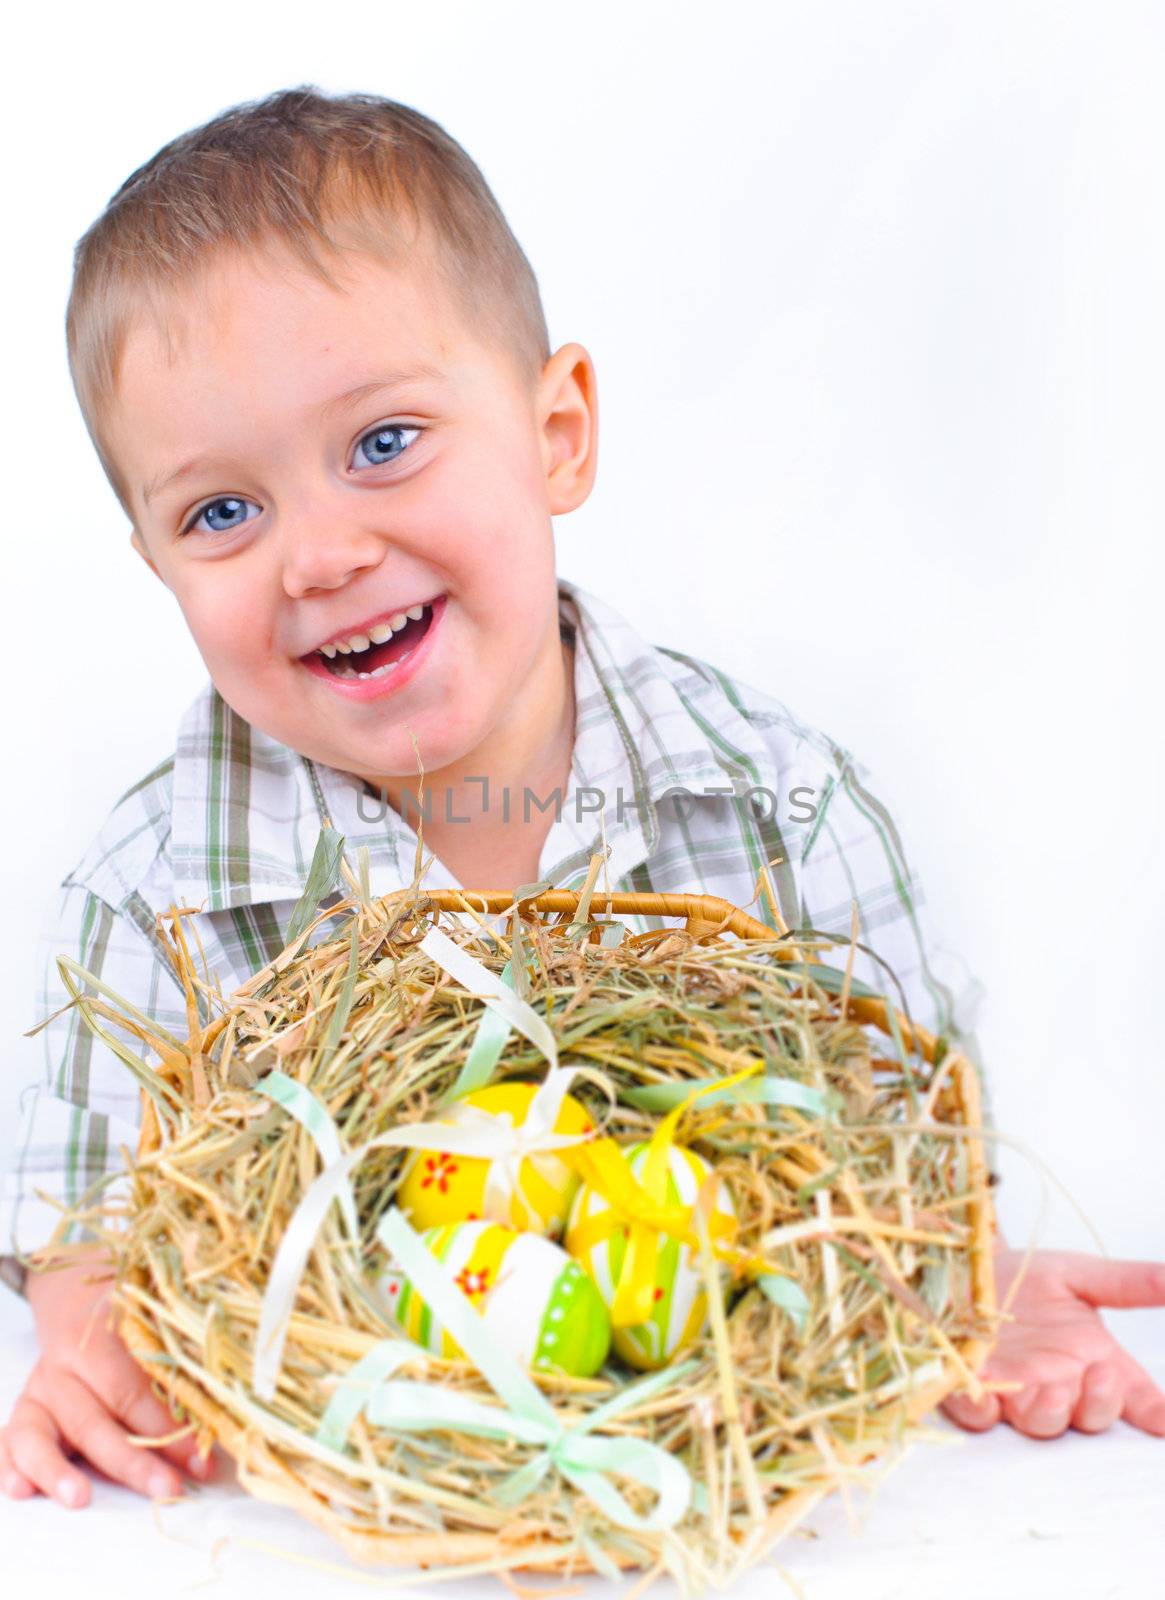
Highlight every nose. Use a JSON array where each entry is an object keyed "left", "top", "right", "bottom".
[{"left": 278, "top": 502, "right": 387, "bottom": 599}]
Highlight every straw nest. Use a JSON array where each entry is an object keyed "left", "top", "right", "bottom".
[{"left": 50, "top": 861, "right": 998, "bottom": 1591}]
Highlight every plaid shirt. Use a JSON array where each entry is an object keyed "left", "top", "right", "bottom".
[{"left": 0, "top": 578, "right": 994, "bottom": 1280}]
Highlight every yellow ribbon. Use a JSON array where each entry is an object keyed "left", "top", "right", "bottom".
[{"left": 565, "top": 1062, "right": 764, "bottom": 1326}]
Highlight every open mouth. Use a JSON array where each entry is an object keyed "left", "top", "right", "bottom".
[{"left": 309, "top": 600, "right": 438, "bottom": 681}]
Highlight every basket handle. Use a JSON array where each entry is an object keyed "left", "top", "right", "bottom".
[{"left": 419, "top": 887, "right": 772, "bottom": 942}]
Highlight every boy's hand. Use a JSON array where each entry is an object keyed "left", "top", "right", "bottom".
[
  {"left": 941, "top": 1242, "right": 1165, "bottom": 1439},
  {"left": 0, "top": 1246, "right": 216, "bottom": 1507}
]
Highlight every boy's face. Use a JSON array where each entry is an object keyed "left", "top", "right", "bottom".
[{"left": 105, "top": 241, "right": 594, "bottom": 787}]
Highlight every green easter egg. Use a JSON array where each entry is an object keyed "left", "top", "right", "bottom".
[{"left": 378, "top": 1219, "right": 611, "bottom": 1379}]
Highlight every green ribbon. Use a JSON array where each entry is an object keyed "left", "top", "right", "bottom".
[
  {"left": 356, "top": 1208, "right": 696, "bottom": 1532},
  {"left": 418, "top": 926, "right": 557, "bottom": 1068},
  {"left": 755, "top": 1271, "right": 811, "bottom": 1334},
  {"left": 258, "top": 1070, "right": 359, "bottom": 1240},
  {"left": 439, "top": 959, "right": 515, "bottom": 1106},
  {"left": 315, "top": 1338, "right": 421, "bottom": 1452},
  {"left": 621, "top": 1072, "right": 839, "bottom": 1117}
]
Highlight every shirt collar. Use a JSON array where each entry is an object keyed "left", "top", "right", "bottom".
[{"left": 169, "top": 578, "right": 782, "bottom": 911}]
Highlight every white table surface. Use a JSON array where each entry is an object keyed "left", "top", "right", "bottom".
[{"left": 2, "top": 1291, "right": 1161, "bottom": 1600}]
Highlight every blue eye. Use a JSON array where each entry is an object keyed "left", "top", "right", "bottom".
[
  {"left": 354, "top": 423, "right": 421, "bottom": 468},
  {"left": 184, "top": 496, "right": 260, "bottom": 536}
]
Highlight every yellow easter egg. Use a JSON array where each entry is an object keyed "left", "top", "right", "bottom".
[
  {"left": 565, "top": 1143, "right": 737, "bottom": 1370},
  {"left": 376, "top": 1220, "right": 611, "bottom": 1377},
  {"left": 397, "top": 1080, "right": 595, "bottom": 1237}
]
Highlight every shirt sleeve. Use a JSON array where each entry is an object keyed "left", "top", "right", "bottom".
[
  {"left": 789, "top": 737, "right": 1000, "bottom": 1164},
  {"left": 0, "top": 879, "right": 187, "bottom": 1292}
]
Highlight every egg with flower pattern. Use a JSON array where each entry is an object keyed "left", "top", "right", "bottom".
[
  {"left": 565, "top": 1143, "right": 737, "bottom": 1370},
  {"left": 396, "top": 1080, "right": 595, "bottom": 1236},
  {"left": 376, "top": 1220, "right": 611, "bottom": 1377}
]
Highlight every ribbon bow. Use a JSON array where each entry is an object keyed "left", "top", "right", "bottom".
[
  {"left": 428, "top": 1069, "right": 594, "bottom": 1226},
  {"left": 566, "top": 1062, "right": 762, "bottom": 1326},
  {"left": 313, "top": 1208, "right": 695, "bottom": 1533}
]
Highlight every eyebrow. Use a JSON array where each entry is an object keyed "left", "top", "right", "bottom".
[
  {"left": 141, "top": 365, "right": 446, "bottom": 508},
  {"left": 320, "top": 365, "right": 446, "bottom": 420}
]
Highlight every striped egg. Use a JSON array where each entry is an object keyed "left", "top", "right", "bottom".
[
  {"left": 396, "top": 1081, "right": 595, "bottom": 1237},
  {"left": 376, "top": 1220, "right": 611, "bottom": 1378},
  {"left": 565, "top": 1143, "right": 737, "bottom": 1371}
]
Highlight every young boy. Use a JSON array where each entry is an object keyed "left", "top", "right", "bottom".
[{"left": 1, "top": 87, "right": 1162, "bottom": 1511}]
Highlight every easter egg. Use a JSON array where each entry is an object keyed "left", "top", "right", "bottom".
[
  {"left": 565, "top": 1144, "right": 737, "bottom": 1371},
  {"left": 397, "top": 1080, "right": 595, "bottom": 1236},
  {"left": 377, "top": 1220, "right": 611, "bottom": 1377}
]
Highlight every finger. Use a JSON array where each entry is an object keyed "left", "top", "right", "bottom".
[
  {"left": 1119, "top": 1359, "right": 1165, "bottom": 1436},
  {"left": 981, "top": 1349, "right": 1078, "bottom": 1436},
  {"left": 5, "top": 1395, "right": 92, "bottom": 1508},
  {"left": 51, "top": 1371, "right": 183, "bottom": 1501},
  {"left": 0, "top": 1433, "right": 35, "bottom": 1499},
  {"left": 940, "top": 1388, "right": 1001, "bottom": 1432},
  {"left": 1071, "top": 1362, "right": 1125, "bottom": 1434},
  {"left": 1005, "top": 1380, "right": 1078, "bottom": 1439},
  {"left": 112, "top": 1380, "right": 215, "bottom": 1480},
  {"left": 186, "top": 1440, "right": 220, "bottom": 1481},
  {"left": 1062, "top": 1255, "right": 1165, "bottom": 1310}
]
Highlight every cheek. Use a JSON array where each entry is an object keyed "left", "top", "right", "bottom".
[
  {"left": 409, "top": 429, "right": 550, "bottom": 585},
  {"left": 174, "top": 575, "right": 276, "bottom": 673}
]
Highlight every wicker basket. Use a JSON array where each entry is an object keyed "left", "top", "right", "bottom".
[{"left": 118, "top": 887, "right": 998, "bottom": 1578}]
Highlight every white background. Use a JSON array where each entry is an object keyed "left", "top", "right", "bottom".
[
  {"left": 3, "top": 0, "right": 1161, "bottom": 1260},
  {"left": 0, "top": 6, "right": 1161, "bottom": 1587}
]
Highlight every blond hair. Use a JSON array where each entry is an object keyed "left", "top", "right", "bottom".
[{"left": 66, "top": 85, "right": 552, "bottom": 508}]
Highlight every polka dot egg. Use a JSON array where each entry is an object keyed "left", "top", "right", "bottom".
[
  {"left": 376, "top": 1219, "right": 611, "bottom": 1378},
  {"left": 565, "top": 1143, "right": 737, "bottom": 1371}
]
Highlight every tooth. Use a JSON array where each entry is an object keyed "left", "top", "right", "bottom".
[
  {"left": 357, "top": 671, "right": 371, "bottom": 679},
  {"left": 369, "top": 661, "right": 398, "bottom": 678},
  {"left": 320, "top": 643, "right": 338, "bottom": 658},
  {"left": 406, "top": 604, "right": 424, "bottom": 621},
  {"left": 369, "top": 623, "right": 393, "bottom": 644},
  {"left": 349, "top": 633, "right": 371, "bottom": 652},
  {"left": 336, "top": 640, "right": 352, "bottom": 654},
  {"left": 389, "top": 612, "right": 407, "bottom": 631}
]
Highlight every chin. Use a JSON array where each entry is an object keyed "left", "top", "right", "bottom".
[{"left": 319, "top": 723, "right": 481, "bottom": 785}]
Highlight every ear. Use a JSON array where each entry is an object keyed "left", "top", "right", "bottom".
[
  {"left": 537, "top": 343, "right": 598, "bottom": 515},
  {"left": 130, "top": 525, "right": 165, "bottom": 583}
]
